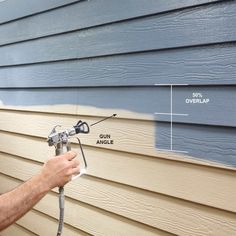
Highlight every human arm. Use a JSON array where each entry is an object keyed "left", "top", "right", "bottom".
[{"left": 0, "top": 151, "right": 80, "bottom": 231}]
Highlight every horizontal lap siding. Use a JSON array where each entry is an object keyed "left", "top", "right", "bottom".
[
  {"left": 1, "top": 157, "right": 236, "bottom": 236},
  {"left": 0, "top": 0, "right": 220, "bottom": 45},
  {"left": 17, "top": 210, "right": 91, "bottom": 236},
  {"left": 0, "top": 44, "right": 236, "bottom": 87},
  {"left": 0, "top": 173, "right": 169, "bottom": 236},
  {"left": 0, "top": 109, "right": 235, "bottom": 167},
  {"left": 0, "top": 130, "right": 236, "bottom": 213},
  {"left": 0, "top": 1, "right": 235, "bottom": 67},
  {"left": 0, "top": 86, "right": 235, "bottom": 127},
  {"left": 0, "top": 0, "right": 80, "bottom": 25},
  {"left": 0, "top": 0, "right": 236, "bottom": 236},
  {"left": 0, "top": 224, "right": 37, "bottom": 236}
]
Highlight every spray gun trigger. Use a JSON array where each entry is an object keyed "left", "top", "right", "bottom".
[
  {"left": 71, "top": 168, "right": 86, "bottom": 181},
  {"left": 50, "top": 125, "right": 61, "bottom": 135}
]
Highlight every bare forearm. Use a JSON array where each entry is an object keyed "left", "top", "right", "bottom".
[
  {"left": 0, "top": 151, "right": 79, "bottom": 231},
  {"left": 0, "top": 173, "right": 50, "bottom": 231}
]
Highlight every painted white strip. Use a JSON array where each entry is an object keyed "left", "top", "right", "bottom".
[
  {"left": 155, "top": 112, "right": 189, "bottom": 116},
  {"left": 170, "top": 85, "right": 173, "bottom": 150},
  {"left": 157, "top": 148, "right": 189, "bottom": 154},
  {"left": 154, "top": 84, "right": 189, "bottom": 86}
]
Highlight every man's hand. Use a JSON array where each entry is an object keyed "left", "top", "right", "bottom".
[
  {"left": 0, "top": 151, "right": 80, "bottom": 231},
  {"left": 40, "top": 151, "right": 80, "bottom": 190}
]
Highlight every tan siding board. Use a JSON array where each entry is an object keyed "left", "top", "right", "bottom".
[
  {"left": 17, "top": 209, "right": 90, "bottom": 236},
  {"left": 0, "top": 154, "right": 236, "bottom": 236},
  {"left": 35, "top": 192, "right": 171, "bottom": 236},
  {"left": 0, "top": 109, "right": 156, "bottom": 157},
  {"left": 0, "top": 173, "right": 21, "bottom": 193},
  {"left": 0, "top": 108, "right": 232, "bottom": 169},
  {"left": 0, "top": 182, "right": 89, "bottom": 236},
  {"left": 0, "top": 104, "right": 152, "bottom": 121},
  {"left": 0, "top": 131, "right": 236, "bottom": 213},
  {"left": 0, "top": 173, "right": 168, "bottom": 236},
  {"left": 0, "top": 224, "right": 36, "bottom": 236}
]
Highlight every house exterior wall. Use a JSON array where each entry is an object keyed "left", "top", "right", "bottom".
[{"left": 0, "top": 1, "right": 235, "bottom": 235}]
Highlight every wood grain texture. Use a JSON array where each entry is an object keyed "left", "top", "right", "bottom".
[
  {"left": 0, "top": 0, "right": 79, "bottom": 25},
  {"left": 0, "top": 174, "right": 90, "bottom": 236},
  {"left": 0, "top": 103, "right": 153, "bottom": 123},
  {"left": 0, "top": 109, "right": 156, "bottom": 157},
  {"left": 0, "top": 131, "right": 236, "bottom": 213},
  {"left": 0, "top": 86, "right": 235, "bottom": 127},
  {"left": 0, "top": 1, "right": 235, "bottom": 66},
  {"left": 0, "top": 155, "right": 236, "bottom": 236},
  {"left": 0, "top": 175, "right": 170, "bottom": 236},
  {"left": 17, "top": 209, "right": 90, "bottom": 236},
  {"left": 0, "top": 0, "right": 220, "bottom": 46},
  {"left": 34, "top": 193, "right": 172, "bottom": 236},
  {"left": 1, "top": 44, "right": 236, "bottom": 87},
  {"left": 0, "top": 223, "right": 36, "bottom": 236},
  {"left": 0, "top": 183, "right": 89, "bottom": 236},
  {"left": 156, "top": 122, "right": 236, "bottom": 166},
  {"left": 0, "top": 173, "right": 21, "bottom": 192},
  {"left": 0, "top": 109, "right": 235, "bottom": 167}
]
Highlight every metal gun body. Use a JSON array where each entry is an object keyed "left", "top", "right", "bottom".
[{"left": 47, "top": 121, "right": 89, "bottom": 236}]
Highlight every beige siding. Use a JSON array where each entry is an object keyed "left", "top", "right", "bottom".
[
  {"left": 0, "top": 108, "right": 232, "bottom": 167},
  {"left": 0, "top": 129, "right": 236, "bottom": 213},
  {"left": 0, "top": 108, "right": 236, "bottom": 236},
  {"left": 0, "top": 1, "right": 236, "bottom": 235},
  {"left": 18, "top": 210, "right": 90, "bottom": 236},
  {"left": 0, "top": 223, "right": 36, "bottom": 236}
]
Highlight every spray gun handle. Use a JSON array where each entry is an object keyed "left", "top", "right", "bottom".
[
  {"left": 55, "top": 141, "right": 86, "bottom": 180},
  {"left": 55, "top": 142, "right": 71, "bottom": 156},
  {"left": 48, "top": 121, "right": 89, "bottom": 180}
]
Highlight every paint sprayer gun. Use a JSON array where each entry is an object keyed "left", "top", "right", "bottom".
[{"left": 47, "top": 120, "right": 90, "bottom": 236}]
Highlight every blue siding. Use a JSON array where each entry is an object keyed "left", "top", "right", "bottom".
[
  {"left": 0, "top": 86, "right": 235, "bottom": 127},
  {"left": 0, "top": 0, "right": 79, "bottom": 25},
  {"left": 0, "top": 44, "right": 236, "bottom": 87},
  {"left": 156, "top": 122, "right": 236, "bottom": 166},
  {"left": 0, "top": 0, "right": 219, "bottom": 45},
  {"left": 0, "top": 1, "right": 236, "bottom": 67},
  {"left": 0, "top": 0, "right": 235, "bottom": 166}
]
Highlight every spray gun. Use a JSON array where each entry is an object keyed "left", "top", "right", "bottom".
[{"left": 47, "top": 120, "right": 90, "bottom": 236}]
